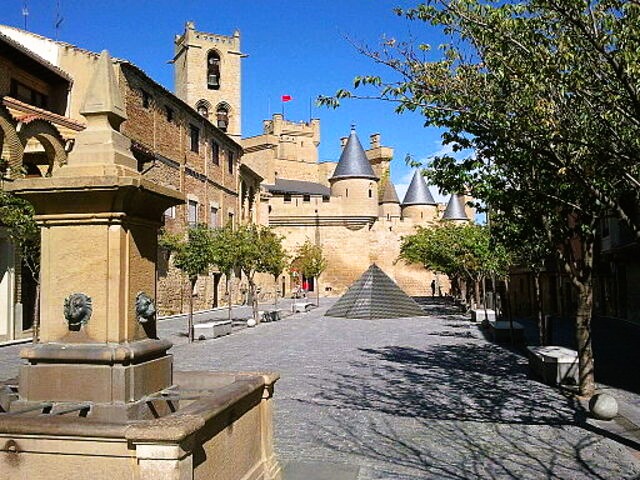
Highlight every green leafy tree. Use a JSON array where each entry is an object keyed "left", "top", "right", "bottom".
[
  {"left": 0, "top": 190, "right": 40, "bottom": 340},
  {"left": 260, "top": 232, "right": 289, "bottom": 310},
  {"left": 317, "top": 0, "right": 637, "bottom": 396},
  {"left": 159, "top": 224, "right": 214, "bottom": 342},
  {"left": 236, "top": 224, "right": 287, "bottom": 322},
  {"left": 291, "top": 240, "right": 328, "bottom": 307},
  {"left": 210, "top": 224, "right": 241, "bottom": 322},
  {"left": 399, "top": 223, "right": 510, "bottom": 307},
  {"left": 210, "top": 224, "right": 287, "bottom": 322}
]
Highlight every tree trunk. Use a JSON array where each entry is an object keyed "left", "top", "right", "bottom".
[
  {"left": 249, "top": 278, "right": 259, "bottom": 323},
  {"left": 553, "top": 213, "right": 597, "bottom": 397},
  {"left": 505, "top": 277, "right": 515, "bottom": 344},
  {"left": 534, "top": 271, "right": 544, "bottom": 345},
  {"left": 32, "top": 278, "right": 40, "bottom": 344},
  {"left": 576, "top": 282, "right": 596, "bottom": 397},
  {"left": 188, "top": 277, "right": 196, "bottom": 343},
  {"left": 474, "top": 278, "right": 481, "bottom": 309},
  {"left": 274, "top": 277, "right": 278, "bottom": 309},
  {"left": 227, "top": 275, "right": 232, "bottom": 322}
]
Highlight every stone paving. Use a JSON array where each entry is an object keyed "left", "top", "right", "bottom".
[{"left": 0, "top": 299, "right": 639, "bottom": 479}]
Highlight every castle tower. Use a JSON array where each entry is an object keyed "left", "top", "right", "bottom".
[
  {"left": 174, "top": 21, "right": 243, "bottom": 138},
  {"left": 442, "top": 194, "right": 470, "bottom": 223},
  {"left": 401, "top": 170, "right": 437, "bottom": 222},
  {"left": 379, "top": 177, "right": 401, "bottom": 220},
  {"left": 366, "top": 133, "right": 393, "bottom": 182},
  {"left": 330, "top": 128, "right": 379, "bottom": 216}
]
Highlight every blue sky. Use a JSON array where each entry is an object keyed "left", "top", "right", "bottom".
[{"left": 3, "top": 0, "right": 456, "bottom": 201}]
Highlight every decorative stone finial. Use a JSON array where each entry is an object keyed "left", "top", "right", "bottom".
[
  {"left": 80, "top": 50, "right": 127, "bottom": 131},
  {"left": 64, "top": 50, "right": 137, "bottom": 173}
]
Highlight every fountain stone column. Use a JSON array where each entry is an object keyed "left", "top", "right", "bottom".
[{"left": 6, "top": 51, "right": 183, "bottom": 417}]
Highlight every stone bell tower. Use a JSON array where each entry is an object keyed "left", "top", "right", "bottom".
[{"left": 174, "top": 21, "right": 244, "bottom": 138}]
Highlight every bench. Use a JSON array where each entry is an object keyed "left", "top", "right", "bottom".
[
  {"left": 193, "top": 320, "right": 232, "bottom": 340},
  {"left": 527, "top": 346, "right": 578, "bottom": 386},
  {"left": 292, "top": 301, "right": 315, "bottom": 313},
  {"left": 259, "top": 310, "right": 282, "bottom": 322},
  {"left": 487, "top": 320, "right": 524, "bottom": 343},
  {"left": 471, "top": 308, "right": 496, "bottom": 323}
]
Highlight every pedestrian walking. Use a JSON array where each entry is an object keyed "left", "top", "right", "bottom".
[{"left": 431, "top": 279, "right": 436, "bottom": 296}]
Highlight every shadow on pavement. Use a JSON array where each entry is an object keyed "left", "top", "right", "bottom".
[{"left": 301, "top": 340, "right": 640, "bottom": 479}]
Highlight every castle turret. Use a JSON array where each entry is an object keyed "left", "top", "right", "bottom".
[
  {"left": 401, "top": 170, "right": 437, "bottom": 222},
  {"left": 330, "top": 128, "right": 379, "bottom": 216},
  {"left": 442, "top": 194, "right": 470, "bottom": 223},
  {"left": 379, "top": 177, "right": 401, "bottom": 220}
]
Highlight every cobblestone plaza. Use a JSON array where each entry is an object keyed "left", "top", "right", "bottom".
[{"left": 0, "top": 300, "right": 638, "bottom": 479}]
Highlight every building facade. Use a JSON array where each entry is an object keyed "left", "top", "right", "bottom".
[
  {"left": 0, "top": 23, "right": 258, "bottom": 317},
  {"left": 243, "top": 117, "right": 474, "bottom": 297}
]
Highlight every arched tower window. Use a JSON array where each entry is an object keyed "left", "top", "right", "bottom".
[
  {"left": 207, "top": 51, "right": 221, "bottom": 90},
  {"left": 216, "top": 103, "right": 230, "bottom": 132},
  {"left": 196, "top": 99, "right": 211, "bottom": 119}
]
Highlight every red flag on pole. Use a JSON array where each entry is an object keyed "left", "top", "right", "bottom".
[{"left": 281, "top": 95, "right": 292, "bottom": 102}]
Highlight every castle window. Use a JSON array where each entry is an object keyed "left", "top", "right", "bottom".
[
  {"left": 345, "top": 188, "right": 349, "bottom": 198},
  {"left": 303, "top": 195, "right": 311, "bottom": 203},
  {"left": 207, "top": 51, "right": 221, "bottom": 90},
  {"left": 227, "top": 151, "right": 234, "bottom": 174},
  {"left": 189, "top": 125, "right": 200, "bottom": 153},
  {"left": 322, "top": 196, "right": 330, "bottom": 203},
  {"left": 228, "top": 211, "right": 234, "bottom": 227},
  {"left": 284, "top": 194, "right": 292, "bottom": 203},
  {"left": 210, "top": 206, "right": 219, "bottom": 228},
  {"left": 188, "top": 200, "right": 198, "bottom": 226},
  {"left": 195, "top": 99, "right": 211, "bottom": 119},
  {"left": 211, "top": 141, "right": 220, "bottom": 165},
  {"left": 197, "top": 105, "right": 209, "bottom": 118},
  {"left": 216, "top": 104, "right": 230, "bottom": 132},
  {"left": 141, "top": 89, "right": 151, "bottom": 109},
  {"left": 368, "top": 189, "right": 373, "bottom": 198},
  {"left": 165, "top": 106, "right": 174, "bottom": 122},
  {"left": 164, "top": 206, "right": 176, "bottom": 219}
]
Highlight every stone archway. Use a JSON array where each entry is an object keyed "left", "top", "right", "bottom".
[
  {"left": 0, "top": 106, "right": 24, "bottom": 177},
  {"left": 17, "top": 119, "right": 67, "bottom": 177}
]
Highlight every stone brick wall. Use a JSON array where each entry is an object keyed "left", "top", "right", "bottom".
[{"left": 114, "top": 63, "right": 242, "bottom": 315}]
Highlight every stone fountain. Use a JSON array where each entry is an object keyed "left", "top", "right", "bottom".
[{"left": 0, "top": 51, "right": 281, "bottom": 480}]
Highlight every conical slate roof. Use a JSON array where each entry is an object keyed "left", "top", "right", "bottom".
[
  {"left": 380, "top": 178, "right": 400, "bottom": 204},
  {"left": 442, "top": 194, "right": 469, "bottom": 221},
  {"left": 402, "top": 170, "right": 436, "bottom": 206},
  {"left": 325, "top": 264, "right": 425, "bottom": 319},
  {"left": 330, "top": 129, "right": 378, "bottom": 181}
]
